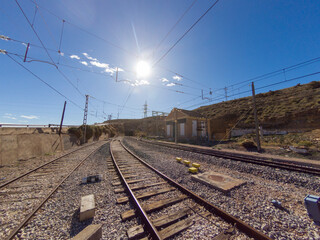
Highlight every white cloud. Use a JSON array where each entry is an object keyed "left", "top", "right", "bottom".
[
  {"left": 59, "top": 52, "right": 64, "bottom": 56},
  {"left": 173, "top": 75, "right": 182, "bottom": 81},
  {"left": 3, "top": 113, "right": 16, "bottom": 119},
  {"left": 166, "top": 83, "right": 176, "bottom": 87},
  {"left": 161, "top": 78, "right": 169, "bottom": 82},
  {"left": 90, "top": 61, "right": 123, "bottom": 75},
  {"left": 80, "top": 61, "right": 88, "bottom": 66},
  {"left": 83, "top": 53, "right": 97, "bottom": 61},
  {"left": 20, "top": 115, "right": 39, "bottom": 119},
  {"left": 4, "top": 116, "right": 16, "bottom": 120},
  {"left": 130, "top": 79, "right": 150, "bottom": 86},
  {"left": 90, "top": 61, "right": 109, "bottom": 68},
  {"left": 70, "top": 55, "right": 80, "bottom": 59}
]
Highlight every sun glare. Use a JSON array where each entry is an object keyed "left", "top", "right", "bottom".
[{"left": 136, "top": 60, "right": 151, "bottom": 78}]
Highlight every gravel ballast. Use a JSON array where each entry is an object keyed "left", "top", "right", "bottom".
[
  {"left": 123, "top": 137, "right": 320, "bottom": 240},
  {"left": 11, "top": 142, "right": 138, "bottom": 240}
]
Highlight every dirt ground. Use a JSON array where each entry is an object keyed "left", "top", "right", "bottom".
[{"left": 213, "top": 129, "right": 320, "bottom": 161}]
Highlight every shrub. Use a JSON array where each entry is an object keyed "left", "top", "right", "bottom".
[
  {"left": 298, "top": 140, "right": 313, "bottom": 148},
  {"left": 241, "top": 140, "right": 256, "bottom": 149},
  {"left": 68, "top": 127, "right": 82, "bottom": 139}
]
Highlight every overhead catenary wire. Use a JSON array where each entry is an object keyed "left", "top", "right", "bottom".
[
  {"left": 183, "top": 71, "right": 320, "bottom": 110},
  {"left": 14, "top": 1, "right": 85, "bottom": 98},
  {"left": 28, "top": 0, "right": 137, "bottom": 58},
  {"left": 154, "top": 0, "right": 198, "bottom": 54},
  {"left": 14, "top": 0, "right": 57, "bottom": 67},
  {"left": 6, "top": 53, "right": 84, "bottom": 111},
  {"left": 153, "top": 0, "right": 220, "bottom": 67}
]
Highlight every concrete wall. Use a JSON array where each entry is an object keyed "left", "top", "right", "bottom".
[{"left": 0, "top": 127, "right": 109, "bottom": 166}]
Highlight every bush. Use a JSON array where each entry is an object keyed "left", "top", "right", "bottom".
[
  {"left": 298, "top": 140, "right": 313, "bottom": 148},
  {"left": 68, "top": 127, "right": 82, "bottom": 139},
  {"left": 241, "top": 140, "right": 256, "bottom": 149},
  {"left": 93, "top": 126, "right": 102, "bottom": 139}
]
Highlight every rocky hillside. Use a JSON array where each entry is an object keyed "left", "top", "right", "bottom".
[{"left": 196, "top": 81, "right": 320, "bottom": 130}]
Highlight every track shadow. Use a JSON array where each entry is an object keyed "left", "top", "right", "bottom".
[{"left": 69, "top": 207, "right": 93, "bottom": 238}]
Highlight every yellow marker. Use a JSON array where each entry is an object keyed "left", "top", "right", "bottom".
[
  {"left": 192, "top": 163, "right": 200, "bottom": 168},
  {"left": 189, "top": 167, "right": 198, "bottom": 173},
  {"left": 183, "top": 160, "right": 190, "bottom": 166},
  {"left": 176, "top": 157, "right": 182, "bottom": 162}
]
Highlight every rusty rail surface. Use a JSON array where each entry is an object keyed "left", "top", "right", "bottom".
[
  {"left": 110, "top": 140, "right": 162, "bottom": 240},
  {"left": 0, "top": 142, "right": 98, "bottom": 189},
  {"left": 5, "top": 142, "right": 107, "bottom": 240},
  {"left": 117, "top": 140, "right": 271, "bottom": 240},
  {"left": 140, "top": 139, "right": 320, "bottom": 176}
]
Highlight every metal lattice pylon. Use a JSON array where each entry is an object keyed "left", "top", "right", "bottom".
[{"left": 83, "top": 95, "right": 89, "bottom": 143}]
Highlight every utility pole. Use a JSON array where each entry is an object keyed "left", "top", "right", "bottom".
[
  {"left": 59, "top": 101, "right": 67, "bottom": 151},
  {"left": 59, "top": 101, "right": 67, "bottom": 136},
  {"left": 83, "top": 95, "right": 89, "bottom": 144},
  {"left": 143, "top": 101, "right": 148, "bottom": 118},
  {"left": 174, "top": 108, "right": 178, "bottom": 144},
  {"left": 251, "top": 82, "right": 261, "bottom": 152},
  {"left": 224, "top": 87, "right": 228, "bottom": 101}
]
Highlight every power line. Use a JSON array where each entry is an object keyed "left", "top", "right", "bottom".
[
  {"left": 14, "top": 1, "right": 85, "bottom": 98},
  {"left": 15, "top": 0, "right": 56, "bottom": 67},
  {"left": 6, "top": 53, "right": 84, "bottom": 111},
  {"left": 28, "top": 0, "right": 137, "bottom": 58},
  {"left": 183, "top": 71, "right": 320, "bottom": 110},
  {"left": 154, "top": 0, "right": 198, "bottom": 54},
  {"left": 153, "top": 0, "right": 220, "bottom": 66}
]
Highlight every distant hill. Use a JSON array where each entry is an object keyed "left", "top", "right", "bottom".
[{"left": 196, "top": 81, "right": 320, "bottom": 130}]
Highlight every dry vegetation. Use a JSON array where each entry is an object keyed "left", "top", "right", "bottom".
[{"left": 196, "top": 81, "right": 320, "bottom": 129}]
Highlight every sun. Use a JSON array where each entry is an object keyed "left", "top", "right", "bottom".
[{"left": 136, "top": 60, "right": 151, "bottom": 78}]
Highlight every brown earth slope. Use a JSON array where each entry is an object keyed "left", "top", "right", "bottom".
[{"left": 196, "top": 81, "right": 320, "bottom": 130}]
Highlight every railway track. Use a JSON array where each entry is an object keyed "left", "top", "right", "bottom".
[
  {"left": 140, "top": 139, "right": 320, "bottom": 176},
  {"left": 0, "top": 141, "right": 106, "bottom": 240},
  {"left": 109, "top": 140, "right": 271, "bottom": 239}
]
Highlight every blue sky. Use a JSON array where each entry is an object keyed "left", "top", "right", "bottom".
[{"left": 1, "top": 0, "right": 320, "bottom": 125}]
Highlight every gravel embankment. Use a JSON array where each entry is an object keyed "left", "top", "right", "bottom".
[
  {"left": 0, "top": 142, "right": 95, "bottom": 185},
  {"left": 123, "top": 137, "right": 320, "bottom": 240},
  {"left": 12, "top": 142, "right": 138, "bottom": 240}
]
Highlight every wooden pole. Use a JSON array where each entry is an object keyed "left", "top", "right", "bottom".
[
  {"left": 59, "top": 101, "right": 67, "bottom": 136},
  {"left": 175, "top": 109, "right": 178, "bottom": 144},
  {"left": 251, "top": 82, "right": 261, "bottom": 152},
  {"left": 59, "top": 101, "right": 67, "bottom": 151}
]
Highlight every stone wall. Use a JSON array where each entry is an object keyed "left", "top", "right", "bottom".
[{"left": 0, "top": 127, "right": 109, "bottom": 166}]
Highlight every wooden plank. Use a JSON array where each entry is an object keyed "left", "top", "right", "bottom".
[
  {"left": 115, "top": 182, "right": 166, "bottom": 194},
  {"left": 123, "top": 174, "right": 138, "bottom": 179},
  {"left": 71, "top": 224, "right": 102, "bottom": 240},
  {"left": 136, "top": 187, "right": 175, "bottom": 200},
  {"left": 112, "top": 181, "right": 122, "bottom": 186},
  {"left": 121, "top": 209, "right": 135, "bottom": 221},
  {"left": 127, "top": 177, "right": 157, "bottom": 184},
  {"left": 117, "top": 196, "right": 129, "bottom": 204},
  {"left": 159, "top": 215, "right": 195, "bottom": 239},
  {"left": 127, "top": 225, "right": 144, "bottom": 239},
  {"left": 143, "top": 195, "right": 188, "bottom": 212},
  {"left": 121, "top": 195, "right": 187, "bottom": 221},
  {"left": 117, "top": 187, "right": 175, "bottom": 204},
  {"left": 152, "top": 207, "right": 193, "bottom": 228},
  {"left": 114, "top": 188, "right": 125, "bottom": 193}
]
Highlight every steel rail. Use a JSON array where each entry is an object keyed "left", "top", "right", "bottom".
[
  {"left": 120, "top": 140, "right": 271, "bottom": 240},
  {"left": 141, "top": 139, "right": 320, "bottom": 176},
  {"left": 0, "top": 142, "right": 98, "bottom": 189},
  {"left": 110, "top": 140, "right": 162, "bottom": 240},
  {"left": 5, "top": 142, "right": 107, "bottom": 240}
]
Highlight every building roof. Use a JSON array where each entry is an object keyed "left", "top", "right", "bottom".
[
  {"left": 165, "top": 108, "right": 205, "bottom": 121},
  {"left": 176, "top": 108, "right": 204, "bottom": 118}
]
